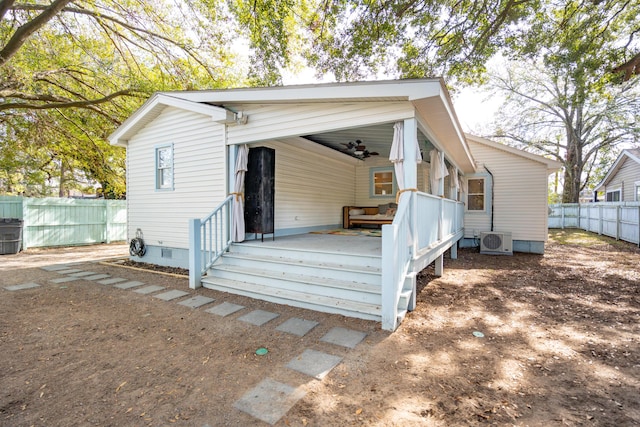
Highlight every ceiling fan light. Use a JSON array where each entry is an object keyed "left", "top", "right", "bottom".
[{"left": 354, "top": 150, "right": 364, "bottom": 155}]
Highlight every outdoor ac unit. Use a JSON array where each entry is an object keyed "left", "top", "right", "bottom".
[{"left": 480, "top": 231, "right": 513, "bottom": 255}]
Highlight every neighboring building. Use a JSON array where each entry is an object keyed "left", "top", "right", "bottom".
[
  {"left": 109, "top": 79, "right": 560, "bottom": 330},
  {"left": 594, "top": 149, "right": 640, "bottom": 202}
]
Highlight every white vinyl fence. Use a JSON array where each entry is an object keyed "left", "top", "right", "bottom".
[
  {"left": 549, "top": 202, "right": 640, "bottom": 246},
  {"left": 0, "top": 196, "right": 126, "bottom": 249}
]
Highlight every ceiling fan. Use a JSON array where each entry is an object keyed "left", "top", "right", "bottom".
[{"left": 341, "top": 140, "right": 379, "bottom": 159}]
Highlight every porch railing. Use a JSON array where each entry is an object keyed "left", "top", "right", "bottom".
[
  {"left": 381, "top": 191, "right": 465, "bottom": 331},
  {"left": 381, "top": 192, "right": 412, "bottom": 331},
  {"left": 189, "top": 195, "right": 233, "bottom": 288},
  {"left": 416, "top": 192, "right": 464, "bottom": 251}
]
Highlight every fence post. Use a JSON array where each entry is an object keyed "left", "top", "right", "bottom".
[
  {"left": 105, "top": 201, "right": 112, "bottom": 244},
  {"left": 561, "top": 205, "right": 565, "bottom": 229},
  {"left": 615, "top": 205, "right": 620, "bottom": 240},
  {"left": 598, "top": 205, "right": 603, "bottom": 235},
  {"left": 21, "top": 197, "right": 28, "bottom": 250},
  {"left": 189, "top": 218, "right": 202, "bottom": 289}
]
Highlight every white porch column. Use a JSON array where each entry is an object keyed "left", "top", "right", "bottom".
[{"left": 403, "top": 118, "right": 419, "bottom": 255}]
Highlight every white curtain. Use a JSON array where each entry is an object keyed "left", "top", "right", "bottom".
[
  {"left": 429, "top": 149, "right": 449, "bottom": 196},
  {"left": 231, "top": 145, "right": 249, "bottom": 242},
  {"left": 389, "top": 122, "right": 405, "bottom": 192}
]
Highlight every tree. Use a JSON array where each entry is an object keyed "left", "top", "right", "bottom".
[
  {"left": 489, "top": 60, "right": 639, "bottom": 203},
  {"left": 1, "top": 0, "right": 242, "bottom": 197}
]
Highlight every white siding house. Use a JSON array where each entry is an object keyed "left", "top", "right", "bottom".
[
  {"left": 595, "top": 149, "right": 640, "bottom": 202},
  {"left": 109, "top": 80, "right": 559, "bottom": 330},
  {"left": 462, "top": 135, "right": 562, "bottom": 253}
]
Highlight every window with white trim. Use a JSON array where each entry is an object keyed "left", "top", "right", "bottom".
[
  {"left": 370, "top": 167, "right": 395, "bottom": 197},
  {"left": 156, "top": 144, "right": 174, "bottom": 190},
  {"left": 467, "top": 178, "right": 485, "bottom": 211},
  {"left": 635, "top": 182, "right": 640, "bottom": 201},
  {"left": 606, "top": 189, "right": 621, "bottom": 202}
]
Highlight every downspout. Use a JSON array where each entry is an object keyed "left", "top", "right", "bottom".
[{"left": 484, "top": 166, "right": 494, "bottom": 232}]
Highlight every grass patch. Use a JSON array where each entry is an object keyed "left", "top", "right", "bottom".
[{"left": 549, "top": 228, "right": 632, "bottom": 249}]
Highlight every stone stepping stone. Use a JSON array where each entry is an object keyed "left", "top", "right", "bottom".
[
  {"left": 320, "top": 327, "right": 367, "bottom": 349},
  {"left": 178, "top": 295, "right": 214, "bottom": 308},
  {"left": 4, "top": 282, "right": 40, "bottom": 291},
  {"left": 41, "top": 265, "right": 73, "bottom": 271},
  {"left": 97, "top": 277, "right": 127, "bottom": 285},
  {"left": 55, "top": 268, "right": 84, "bottom": 275},
  {"left": 286, "top": 349, "right": 343, "bottom": 380},
  {"left": 238, "top": 309, "right": 279, "bottom": 326},
  {"left": 153, "top": 290, "right": 189, "bottom": 301},
  {"left": 49, "top": 277, "right": 81, "bottom": 284},
  {"left": 276, "top": 318, "right": 319, "bottom": 337},
  {"left": 114, "top": 281, "right": 144, "bottom": 289},
  {"left": 133, "top": 285, "right": 165, "bottom": 295},
  {"left": 83, "top": 274, "right": 111, "bottom": 281},
  {"left": 233, "top": 378, "right": 305, "bottom": 425},
  {"left": 67, "top": 271, "right": 96, "bottom": 277},
  {"left": 205, "top": 302, "right": 245, "bottom": 317}
]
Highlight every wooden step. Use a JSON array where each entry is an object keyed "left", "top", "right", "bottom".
[
  {"left": 201, "top": 276, "right": 381, "bottom": 321},
  {"left": 218, "top": 252, "right": 381, "bottom": 285},
  {"left": 210, "top": 264, "right": 380, "bottom": 304}
]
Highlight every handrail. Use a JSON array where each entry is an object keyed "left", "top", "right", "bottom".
[
  {"left": 381, "top": 191, "right": 412, "bottom": 331},
  {"left": 189, "top": 195, "right": 233, "bottom": 288}
]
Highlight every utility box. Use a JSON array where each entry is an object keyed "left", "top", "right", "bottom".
[{"left": 0, "top": 218, "right": 23, "bottom": 255}]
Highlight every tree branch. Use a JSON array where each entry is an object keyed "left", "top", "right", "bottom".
[
  {"left": 0, "top": 0, "right": 73, "bottom": 66},
  {"left": 0, "top": 89, "right": 141, "bottom": 113}
]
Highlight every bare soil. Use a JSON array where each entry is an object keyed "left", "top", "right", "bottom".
[{"left": 1, "top": 230, "right": 639, "bottom": 426}]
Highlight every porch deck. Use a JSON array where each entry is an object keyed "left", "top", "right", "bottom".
[{"left": 236, "top": 231, "right": 382, "bottom": 256}]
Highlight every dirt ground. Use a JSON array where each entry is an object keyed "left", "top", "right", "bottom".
[{"left": 1, "top": 230, "right": 639, "bottom": 426}]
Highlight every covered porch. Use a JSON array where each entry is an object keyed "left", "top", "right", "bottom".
[{"left": 186, "top": 80, "right": 474, "bottom": 330}]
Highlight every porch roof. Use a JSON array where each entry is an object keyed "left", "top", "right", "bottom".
[{"left": 110, "top": 79, "right": 477, "bottom": 173}]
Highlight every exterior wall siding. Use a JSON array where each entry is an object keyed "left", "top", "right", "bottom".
[
  {"left": 126, "top": 107, "right": 227, "bottom": 249},
  {"left": 226, "top": 102, "right": 414, "bottom": 145},
  {"left": 465, "top": 140, "right": 550, "bottom": 242},
  {"left": 256, "top": 139, "right": 356, "bottom": 231},
  {"left": 605, "top": 158, "right": 640, "bottom": 201}
]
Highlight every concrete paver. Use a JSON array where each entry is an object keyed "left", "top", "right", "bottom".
[
  {"left": 114, "top": 280, "right": 144, "bottom": 289},
  {"left": 275, "top": 317, "right": 319, "bottom": 337},
  {"left": 97, "top": 277, "right": 127, "bottom": 285},
  {"left": 285, "top": 349, "right": 343, "bottom": 380},
  {"left": 153, "top": 289, "right": 189, "bottom": 301},
  {"left": 233, "top": 378, "right": 306, "bottom": 425},
  {"left": 320, "top": 327, "right": 367, "bottom": 349},
  {"left": 4, "top": 282, "right": 40, "bottom": 291},
  {"left": 53, "top": 268, "right": 83, "bottom": 274},
  {"left": 67, "top": 271, "right": 96, "bottom": 277},
  {"left": 178, "top": 295, "right": 214, "bottom": 308},
  {"left": 83, "top": 274, "right": 111, "bottom": 281},
  {"left": 133, "top": 285, "right": 165, "bottom": 294},
  {"left": 205, "top": 302, "right": 245, "bottom": 317},
  {"left": 49, "top": 277, "right": 81, "bottom": 284},
  {"left": 238, "top": 309, "right": 280, "bottom": 326}
]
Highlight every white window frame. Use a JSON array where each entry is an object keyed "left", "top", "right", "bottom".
[
  {"left": 370, "top": 167, "right": 396, "bottom": 198},
  {"left": 155, "top": 144, "right": 174, "bottom": 190},
  {"left": 635, "top": 181, "right": 640, "bottom": 202},
  {"left": 466, "top": 177, "right": 486, "bottom": 212},
  {"left": 605, "top": 188, "right": 621, "bottom": 202}
]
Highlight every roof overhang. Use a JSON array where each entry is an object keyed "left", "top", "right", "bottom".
[
  {"left": 108, "top": 93, "right": 235, "bottom": 146},
  {"left": 594, "top": 149, "right": 640, "bottom": 191},
  {"left": 465, "top": 134, "right": 563, "bottom": 173},
  {"left": 162, "top": 79, "right": 443, "bottom": 104}
]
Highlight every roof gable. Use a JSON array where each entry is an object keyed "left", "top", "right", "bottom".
[
  {"left": 108, "top": 94, "right": 235, "bottom": 146},
  {"left": 595, "top": 148, "right": 640, "bottom": 191},
  {"left": 465, "top": 134, "right": 563, "bottom": 172}
]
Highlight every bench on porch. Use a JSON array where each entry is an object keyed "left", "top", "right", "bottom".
[{"left": 343, "top": 205, "right": 397, "bottom": 229}]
